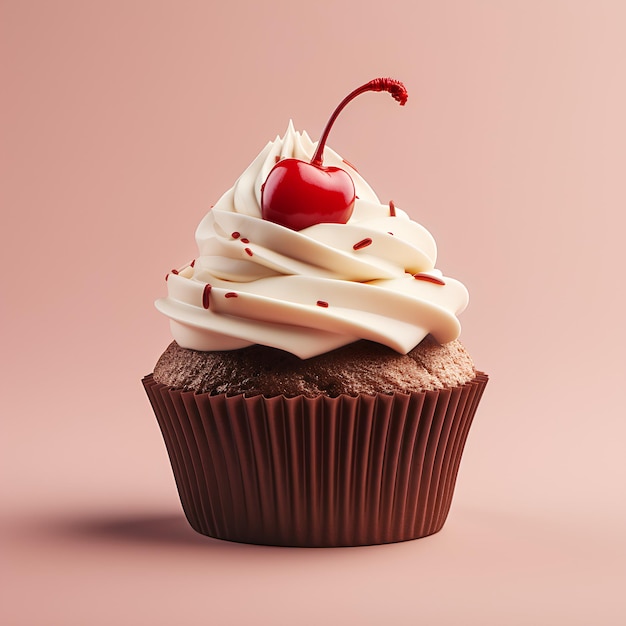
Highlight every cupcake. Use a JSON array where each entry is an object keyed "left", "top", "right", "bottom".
[{"left": 143, "top": 78, "right": 488, "bottom": 547}]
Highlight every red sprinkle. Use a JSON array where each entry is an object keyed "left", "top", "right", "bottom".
[
  {"left": 389, "top": 200, "right": 396, "bottom": 216},
  {"left": 166, "top": 268, "right": 182, "bottom": 281},
  {"left": 231, "top": 231, "right": 240, "bottom": 239},
  {"left": 413, "top": 273, "right": 446, "bottom": 286},
  {"left": 316, "top": 300, "right": 329, "bottom": 308},
  {"left": 244, "top": 247, "right": 253, "bottom": 256},
  {"left": 342, "top": 158, "right": 359, "bottom": 172},
  {"left": 275, "top": 155, "right": 280, "bottom": 163},
  {"left": 353, "top": 238, "right": 373, "bottom": 250},
  {"left": 240, "top": 238, "right": 250, "bottom": 244},
  {"left": 202, "top": 284, "right": 212, "bottom": 309},
  {"left": 388, "top": 232, "right": 394, "bottom": 235},
  {"left": 225, "top": 292, "right": 238, "bottom": 298},
  {"left": 190, "top": 259, "right": 196, "bottom": 267}
]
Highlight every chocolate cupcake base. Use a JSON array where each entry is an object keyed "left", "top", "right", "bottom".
[{"left": 142, "top": 373, "right": 488, "bottom": 547}]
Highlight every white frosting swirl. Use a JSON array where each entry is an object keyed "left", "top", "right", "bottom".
[{"left": 156, "top": 122, "right": 469, "bottom": 359}]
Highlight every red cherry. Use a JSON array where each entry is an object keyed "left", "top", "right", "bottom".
[
  {"left": 261, "top": 159, "right": 355, "bottom": 231},
  {"left": 261, "top": 78, "right": 408, "bottom": 231}
]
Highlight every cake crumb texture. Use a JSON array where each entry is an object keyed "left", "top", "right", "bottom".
[{"left": 152, "top": 336, "right": 476, "bottom": 398}]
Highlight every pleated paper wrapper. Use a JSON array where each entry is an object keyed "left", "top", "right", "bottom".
[{"left": 143, "top": 372, "right": 488, "bottom": 547}]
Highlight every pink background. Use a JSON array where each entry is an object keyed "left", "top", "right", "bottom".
[{"left": 2, "top": 0, "right": 625, "bottom": 624}]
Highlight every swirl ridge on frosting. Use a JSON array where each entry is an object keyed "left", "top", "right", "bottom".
[{"left": 156, "top": 122, "right": 469, "bottom": 359}]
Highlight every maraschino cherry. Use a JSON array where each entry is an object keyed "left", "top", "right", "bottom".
[{"left": 261, "top": 78, "right": 408, "bottom": 231}]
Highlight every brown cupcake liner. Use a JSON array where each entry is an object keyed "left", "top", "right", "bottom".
[{"left": 142, "top": 372, "right": 488, "bottom": 547}]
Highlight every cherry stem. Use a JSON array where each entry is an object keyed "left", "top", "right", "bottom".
[{"left": 311, "top": 78, "right": 408, "bottom": 167}]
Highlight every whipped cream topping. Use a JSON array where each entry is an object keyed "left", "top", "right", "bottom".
[{"left": 156, "top": 122, "right": 469, "bottom": 359}]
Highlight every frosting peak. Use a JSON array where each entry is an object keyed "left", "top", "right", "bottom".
[{"left": 156, "top": 124, "right": 468, "bottom": 359}]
